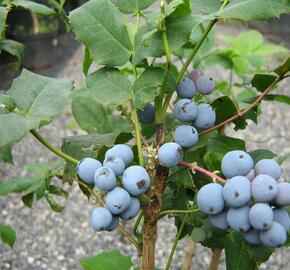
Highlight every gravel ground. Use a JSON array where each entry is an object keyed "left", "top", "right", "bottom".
[{"left": 1, "top": 23, "right": 290, "bottom": 270}]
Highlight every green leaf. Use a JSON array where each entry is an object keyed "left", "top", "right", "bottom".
[
  {"left": 80, "top": 250, "right": 132, "bottom": 270},
  {"left": 168, "top": 168, "right": 194, "bottom": 189},
  {"left": 251, "top": 73, "right": 278, "bottom": 93},
  {"left": 72, "top": 87, "right": 130, "bottom": 133},
  {"left": 190, "top": 0, "right": 221, "bottom": 14},
  {"left": 255, "top": 44, "right": 288, "bottom": 56},
  {"left": 204, "top": 133, "right": 245, "bottom": 172},
  {"left": 12, "top": 0, "right": 56, "bottom": 16},
  {"left": 116, "top": 0, "right": 155, "bottom": 13},
  {"left": 216, "top": 0, "right": 290, "bottom": 22},
  {"left": 0, "top": 6, "right": 9, "bottom": 37},
  {"left": 191, "top": 227, "right": 207, "bottom": 242},
  {"left": 45, "top": 193, "right": 65, "bottom": 212},
  {"left": 85, "top": 68, "right": 133, "bottom": 107},
  {"left": 8, "top": 69, "right": 73, "bottom": 118},
  {"left": 0, "top": 176, "right": 41, "bottom": 196},
  {"left": 0, "top": 145, "right": 13, "bottom": 163},
  {"left": 0, "top": 39, "right": 24, "bottom": 70},
  {"left": 263, "top": 94, "right": 290, "bottom": 105},
  {"left": 248, "top": 149, "right": 277, "bottom": 164},
  {"left": 69, "top": 0, "right": 132, "bottom": 67},
  {"left": 48, "top": 185, "right": 69, "bottom": 199},
  {"left": 0, "top": 94, "right": 16, "bottom": 110},
  {"left": 225, "top": 232, "right": 256, "bottom": 270},
  {"left": 0, "top": 114, "right": 40, "bottom": 148},
  {"left": 246, "top": 244, "right": 273, "bottom": 264},
  {"left": 274, "top": 56, "right": 290, "bottom": 77},
  {"left": 0, "top": 224, "right": 16, "bottom": 248},
  {"left": 22, "top": 192, "right": 34, "bottom": 208},
  {"left": 276, "top": 152, "right": 290, "bottom": 165},
  {"left": 82, "top": 47, "right": 93, "bottom": 76},
  {"left": 212, "top": 96, "right": 238, "bottom": 124}
]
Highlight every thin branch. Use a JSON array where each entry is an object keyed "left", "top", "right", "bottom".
[
  {"left": 182, "top": 237, "right": 196, "bottom": 270},
  {"left": 117, "top": 225, "right": 142, "bottom": 254},
  {"left": 199, "top": 78, "right": 279, "bottom": 136},
  {"left": 179, "top": 161, "right": 227, "bottom": 184},
  {"left": 209, "top": 248, "right": 222, "bottom": 270},
  {"left": 159, "top": 208, "right": 200, "bottom": 218},
  {"left": 30, "top": 129, "right": 79, "bottom": 165},
  {"left": 165, "top": 214, "right": 189, "bottom": 270}
]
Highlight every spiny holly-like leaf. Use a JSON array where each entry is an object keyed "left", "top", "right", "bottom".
[
  {"left": 72, "top": 87, "right": 130, "bottom": 133},
  {"left": 69, "top": 0, "right": 132, "bottom": 67},
  {"left": 0, "top": 39, "right": 24, "bottom": 70},
  {"left": 274, "top": 56, "right": 290, "bottom": 77},
  {"left": 82, "top": 47, "right": 93, "bottom": 76},
  {"left": 212, "top": 96, "right": 238, "bottom": 124},
  {"left": 45, "top": 193, "right": 65, "bottom": 212},
  {"left": 80, "top": 250, "right": 132, "bottom": 270},
  {"left": 0, "top": 224, "right": 16, "bottom": 248},
  {"left": 8, "top": 69, "right": 73, "bottom": 118},
  {"left": 249, "top": 149, "right": 277, "bottom": 164},
  {"left": 116, "top": 0, "right": 156, "bottom": 14},
  {"left": 216, "top": 0, "right": 290, "bottom": 22},
  {"left": 12, "top": 0, "right": 56, "bottom": 16},
  {"left": 85, "top": 68, "right": 133, "bottom": 107},
  {"left": 263, "top": 94, "right": 290, "bottom": 105},
  {"left": 0, "top": 114, "right": 41, "bottom": 148},
  {"left": 251, "top": 73, "right": 278, "bottom": 93},
  {"left": 168, "top": 168, "right": 195, "bottom": 189},
  {"left": 246, "top": 244, "right": 273, "bottom": 264},
  {"left": 225, "top": 232, "right": 256, "bottom": 270}
]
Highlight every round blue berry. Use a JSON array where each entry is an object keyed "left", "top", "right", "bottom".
[
  {"left": 173, "top": 99, "right": 198, "bottom": 122},
  {"left": 174, "top": 125, "right": 198, "bottom": 148},
  {"left": 77, "top": 158, "right": 102, "bottom": 184},
  {"left": 158, "top": 142, "right": 183, "bottom": 168},
  {"left": 94, "top": 167, "right": 116, "bottom": 192}
]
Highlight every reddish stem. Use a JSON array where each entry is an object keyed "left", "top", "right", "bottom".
[
  {"left": 179, "top": 161, "right": 227, "bottom": 184},
  {"left": 199, "top": 78, "right": 279, "bottom": 136},
  {"left": 141, "top": 134, "right": 149, "bottom": 148}
]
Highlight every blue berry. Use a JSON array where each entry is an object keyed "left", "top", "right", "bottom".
[
  {"left": 222, "top": 176, "right": 251, "bottom": 208},
  {"left": 243, "top": 229, "right": 261, "bottom": 245},
  {"left": 193, "top": 104, "right": 216, "bottom": 129},
  {"left": 122, "top": 165, "right": 150, "bottom": 196},
  {"left": 103, "top": 156, "right": 125, "bottom": 176},
  {"left": 189, "top": 68, "right": 204, "bottom": 82},
  {"left": 209, "top": 210, "right": 229, "bottom": 230},
  {"left": 94, "top": 167, "right": 116, "bottom": 192},
  {"left": 251, "top": 174, "right": 278, "bottom": 202},
  {"left": 90, "top": 208, "right": 113, "bottom": 231},
  {"left": 106, "top": 216, "right": 119, "bottom": 231},
  {"left": 138, "top": 103, "right": 155, "bottom": 124},
  {"left": 105, "top": 144, "right": 134, "bottom": 167},
  {"left": 197, "top": 183, "right": 224, "bottom": 215},
  {"left": 77, "top": 158, "right": 102, "bottom": 184},
  {"left": 120, "top": 197, "right": 140, "bottom": 220},
  {"left": 260, "top": 222, "right": 287, "bottom": 248},
  {"left": 227, "top": 206, "right": 251, "bottom": 232},
  {"left": 273, "top": 208, "right": 290, "bottom": 231},
  {"left": 221, "top": 150, "right": 253, "bottom": 178},
  {"left": 173, "top": 125, "right": 198, "bottom": 148},
  {"left": 196, "top": 76, "right": 214, "bottom": 95},
  {"left": 105, "top": 187, "right": 131, "bottom": 214},
  {"left": 249, "top": 203, "right": 273, "bottom": 230},
  {"left": 158, "top": 142, "right": 183, "bottom": 168},
  {"left": 275, "top": 182, "right": 290, "bottom": 206},
  {"left": 254, "top": 159, "right": 282, "bottom": 180},
  {"left": 176, "top": 78, "right": 197, "bottom": 98},
  {"left": 173, "top": 99, "right": 198, "bottom": 122}
]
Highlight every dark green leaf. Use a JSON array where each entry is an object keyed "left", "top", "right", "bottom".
[
  {"left": 246, "top": 244, "right": 273, "bottom": 264},
  {"left": 12, "top": 0, "right": 55, "bottom": 15},
  {"left": 0, "top": 224, "right": 16, "bottom": 248},
  {"left": 276, "top": 152, "right": 290, "bottom": 165},
  {"left": 83, "top": 47, "right": 93, "bottom": 76},
  {"left": 216, "top": 0, "right": 290, "bottom": 22},
  {"left": 0, "top": 6, "right": 9, "bottom": 37},
  {"left": 274, "top": 56, "right": 290, "bottom": 77},
  {"left": 72, "top": 87, "right": 130, "bottom": 133},
  {"left": 45, "top": 193, "right": 65, "bottom": 212},
  {"left": 80, "top": 250, "right": 132, "bottom": 270},
  {"left": 263, "top": 94, "right": 290, "bottom": 105},
  {"left": 248, "top": 149, "right": 277, "bottom": 164},
  {"left": 0, "top": 145, "right": 13, "bottom": 164},
  {"left": 22, "top": 192, "right": 34, "bottom": 208},
  {"left": 212, "top": 96, "right": 238, "bottom": 124},
  {"left": 85, "top": 68, "right": 133, "bottom": 107},
  {"left": 69, "top": 0, "right": 132, "bottom": 67},
  {"left": 251, "top": 73, "right": 278, "bottom": 92},
  {"left": 48, "top": 185, "right": 69, "bottom": 199},
  {"left": 116, "top": 0, "right": 155, "bottom": 13},
  {"left": 168, "top": 168, "right": 194, "bottom": 189},
  {"left": 8, "top": 69, "right": 73, "bottom": 119},
  {"left": 190, "top": 0, "right": 221, "bottom": 14},
  {"left": 0, "top": 39, "right": 24, "bottom": 69},
  {"left": 225, "top": 232, "right": 256, "bottom": 270}
]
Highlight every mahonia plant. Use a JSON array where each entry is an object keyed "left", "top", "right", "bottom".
[{"left": 1, "top": 0, "right": 290, "bottom": 269}]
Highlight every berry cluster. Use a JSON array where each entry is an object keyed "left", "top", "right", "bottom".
[
  {"left": 76, "top": 144, "right": 150, "bottom": 232},
  {"left": 197, "top": 150, "right": 290, "bottom": 248},
  {"left": 157, "top": 69, "right": 216, "bottom": 168}
]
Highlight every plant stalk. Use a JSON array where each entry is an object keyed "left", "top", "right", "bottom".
[{"left": 209, "top": 248, "right": 222, "bottom": 270}]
